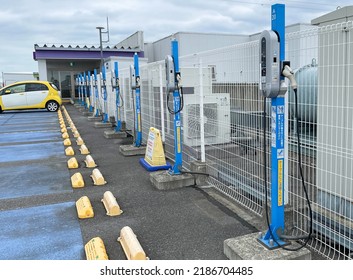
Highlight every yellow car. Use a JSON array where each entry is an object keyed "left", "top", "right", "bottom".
[{"left": 0, "top": 81, "right": 62, "bottom": 113}]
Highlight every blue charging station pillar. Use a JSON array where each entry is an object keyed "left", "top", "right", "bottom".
[
  {"left": 93, "top": 69, "right": 100, "bottom": 117},
  {"left": 87, "top": 71, "right": 93, "bottom": 112},
  {"left": 114, "top": 62, "right": 122, "bottom": 132},
  {"left": 101, "top": 66, "right": 108, "bottom": 123},
  {"left": 78, "top": 74, "right": 83, "bottom": 106},
  {"left": 133, "top": 53, "right": 142, "bottom": 147},
  {"left": 170, "top": 40, "right": 183, "bottom": 175},
  {"left": 81, "top": 73, "right": 85, "bottom": 106},
  {"left": 83, "top": 72, "right": 87, "bottom": 108},
  {"left": 258, "top": 3, "right": 287, "bottom": 249},
  {"left": 75, "top": 77, "right": 79, "bottom": 104}
]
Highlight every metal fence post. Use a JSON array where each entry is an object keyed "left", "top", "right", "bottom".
[{"left": 199, "top": 58, "right": 206, "bottom": 163}]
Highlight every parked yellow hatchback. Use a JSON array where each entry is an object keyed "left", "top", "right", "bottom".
[{"left": 0, "top": 81, "right": 62, "bottom": 113}]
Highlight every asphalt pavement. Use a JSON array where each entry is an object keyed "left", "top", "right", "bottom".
[
  {"left": 0, "top": 104, "right": 258, "bottom": 260},
  {"left": 1, "top": 103, "right": 327, "bottom": 260}
]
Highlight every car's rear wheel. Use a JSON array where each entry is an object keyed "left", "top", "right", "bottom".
[
  {"left": 46, "top": 101, "right": 59, "bottom": 112},
  {"left": 0, "top": 106, "right": 3, "bottom": 113}
]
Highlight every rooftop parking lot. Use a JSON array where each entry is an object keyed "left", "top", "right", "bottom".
[{"left": 0, "top": 105, "right": 261, "bottom": 260}]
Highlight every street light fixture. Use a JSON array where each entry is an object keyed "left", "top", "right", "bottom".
[
  {"left": 96, "top": 18, "right": 110, "bottom": 71},
  {"left": 96, "top": 26, "right": 105, "bottom": 70}
]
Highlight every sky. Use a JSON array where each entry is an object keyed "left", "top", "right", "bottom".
[{"left": 0, "top": 0, "right": 351, "bottom": 77}]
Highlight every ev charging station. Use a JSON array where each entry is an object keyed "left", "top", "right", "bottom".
[
  {"left": 78, "top": 74, "right": 83, "bottom": 106},
  {"left": 113, "top": 62, "right": 122, "bottom": 132},
  {"left": 74, "top": 77, "right": 79, "bottom": 105},
  {"left": 83, "top": 72, "right": 87, "bottom": 109},
  {"left": 257, "top": 3, "right": 289, "bottom": 249},
  {"left": 224, "top": 4, "right": 311, "bottom": 259},
  {"left": 165, "top": 40, "right": 183, "bottom": 175},
  {"left": 101, "top": 66, "right": 108, "bottom": 123},
  {"left": 119, "top": 53, "right": 146, "bottom": 156},
  {"left": 103, "top": 61, "right": 128, "bottom": 139},
  {"left": 93, "top": 67, "right": 112, "bottom": 127},
  {"left": 87, "top": 71, "right": 93, "bottom": 112},
  {"left": 93, "top": 69, "right": 100, "bottom": 117},
  {"left": 132, "top": 53, "right": 142, "bottom": 148},
  {"left": 149, "top": 39, "right": 194, "bottom": 190}
]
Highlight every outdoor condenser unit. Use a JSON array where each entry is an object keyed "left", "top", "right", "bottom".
[{"left": 182, "top": 93, "right": 231, "bottom": 147}]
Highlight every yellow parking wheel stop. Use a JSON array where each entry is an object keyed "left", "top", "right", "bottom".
[
  {"left": 84, "top": 155, "right": 97, "bottom": 168},
  {"left": 65, "top": 146, "right": 75, "bottom": 156},
  {"left": 101, "top": 191, "right": 123, "bottom": 216},
  {"left": 90, "top": 168, "right": 107, "bottom": 185},
  {"left": 118, "top": 226, "right": 148, "bottom": 260},
  {"left": 79, "top": 144, "right": 90, "bottom": 155},
  {"left": 76, "top": 196, "right": 94, "bottom": 219},
  {"left": 63, "top": 139, "right": 71, "bottom": 146},
  {"left": 71, "top": 172, "right": 85, "bottom": 188},
  {"left": 85, "top": 237, "right": 109, "bottom": 260}
]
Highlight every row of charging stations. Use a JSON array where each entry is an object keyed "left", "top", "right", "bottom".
[
  {"left": 74, "top": 4, "right": 310, "bottom": 254},
  {"left": 74, "top": 39, "right": 187, "bottom": 179},
  {"left": 75, "top": 63, "right": 122, "bottom": 128}
]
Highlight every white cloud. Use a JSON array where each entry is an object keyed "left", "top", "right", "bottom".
[{"left": 0, "top": 0, "right": 351, "bottom": 75}]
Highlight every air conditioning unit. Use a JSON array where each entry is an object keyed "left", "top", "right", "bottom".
[{"left": 182, "top": 93, "right": 231, "bottom": 147}]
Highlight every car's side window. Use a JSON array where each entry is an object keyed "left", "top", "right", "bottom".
[
  {"left": 26, "top": 83, "right": 48, "bottom": 92},
  {"left": 2, "top": 84, "right": 26, "bottom": 95}
]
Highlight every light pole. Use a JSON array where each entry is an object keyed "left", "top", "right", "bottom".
[{"left": 96, "top": 26, "right": 104, "bottom": 70}]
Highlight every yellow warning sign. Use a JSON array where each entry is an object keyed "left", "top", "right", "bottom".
[
  {"left": 144, "top": 127, "right": 167, "bottom": 167},
  {"left": 278, "top": 159, "right": 283, "bottom": 206}
]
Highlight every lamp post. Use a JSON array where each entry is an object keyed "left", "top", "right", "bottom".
[{"left": 96, "top": 26, "right": 104, "bottom": 70}]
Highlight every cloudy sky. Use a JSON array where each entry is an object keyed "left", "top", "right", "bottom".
[{"left": 0, "top": 0, "right": 351, "bottom": 77}]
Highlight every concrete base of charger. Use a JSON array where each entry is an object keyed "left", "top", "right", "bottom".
[
  {"left": 150, "top": 170, "right": 194, "bottom": 190},
  {"left": 103, "top": 130, "right": 128, "bottom": 139},
  {"left": 119, "top": 144, "right": 146, "bottom": 156},
  {"left": 81, "top": 110, "right": 91, "bottom": 116},
  {"left": 94, "top": 122, "right": 112, "bottom": 128},
  {"left": 87, "top": 116, "right": 102, "bottom": 122},
  {"left": 224, "top": 232, "right": 311, "bottom": 260}
]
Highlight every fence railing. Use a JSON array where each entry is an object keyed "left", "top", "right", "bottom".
[{"left": 84, "top": 21, "right": 353, "bottom": 260}]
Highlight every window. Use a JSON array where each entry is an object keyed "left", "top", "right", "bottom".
[
  {"left": 26, "top": 83, "right": 48, "bottom": 92},
  {"left": 2, "top": 84, "right": 26, "bottom": 95}
]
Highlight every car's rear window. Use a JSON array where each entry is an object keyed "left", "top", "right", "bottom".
[{"left": 50, "top": 83, "right": 59, "bottom": 91}]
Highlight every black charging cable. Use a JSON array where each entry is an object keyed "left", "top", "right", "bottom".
[
  {"left": 166, "top": 72, "right": 184, "bottom": 115},
  {"left": 262, "top": 84, "right": 313, "bottom": 251}
]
